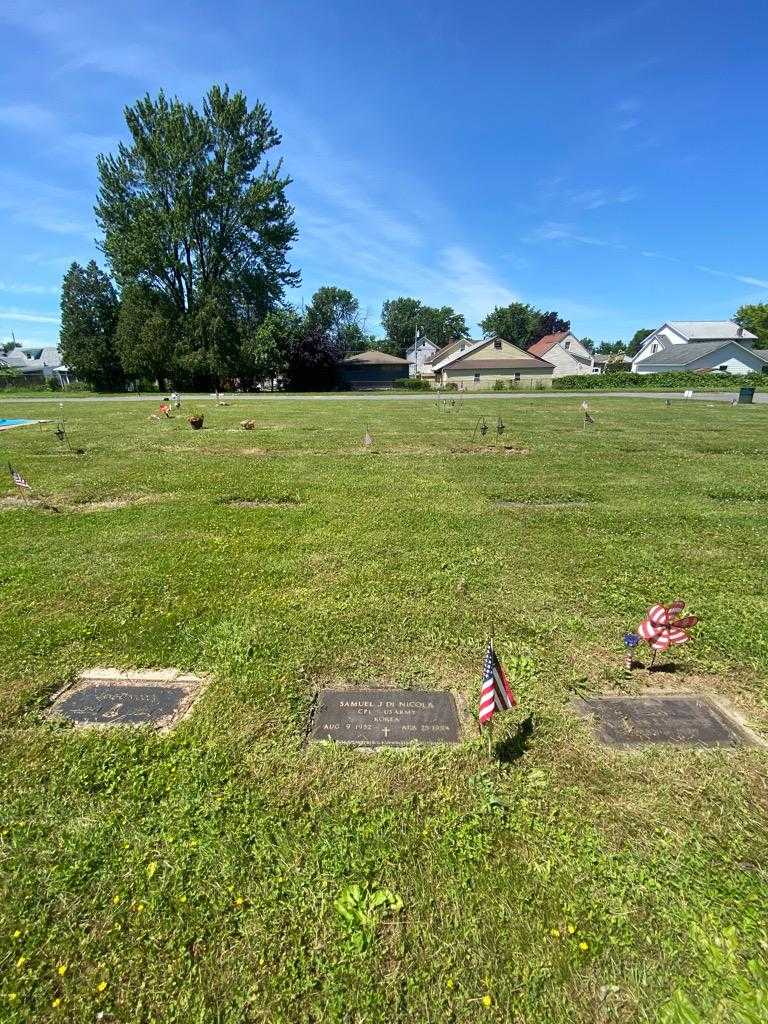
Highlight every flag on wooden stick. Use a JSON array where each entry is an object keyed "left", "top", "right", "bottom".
[
  {"left": 479, "top": 642, "right": 517, "bottom": 725},
  {"left": 8, "top": 463, "right": 30, "bottom": 490},
  {"left": 363, "top": 429, "right": 373, "bottom": 447}
]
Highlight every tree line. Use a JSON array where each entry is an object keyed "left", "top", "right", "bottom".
[{"left": 57, "top": 84, "right": 768, "bottom": 390}]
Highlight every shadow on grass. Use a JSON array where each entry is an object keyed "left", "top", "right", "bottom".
[{"left": 494, "top": 714, "right": 534, "bottom": 763}]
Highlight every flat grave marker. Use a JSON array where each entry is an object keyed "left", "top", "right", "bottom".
[
  {"left": 309, "top": 688, "right": 460, "bottom": 747},
  {"left": 49, "top": 669, "right": 203, "bottom": 730},
  {"left": 573, "top": 693, "right": 760, "bottom": 749}
]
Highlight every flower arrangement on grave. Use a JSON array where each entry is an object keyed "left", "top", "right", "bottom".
[
  {"left": 634, "top": 601, "right": 699, "bottom": 668},
  {"left": 187, "top": 414, "right": 204, "bottom": 430}
]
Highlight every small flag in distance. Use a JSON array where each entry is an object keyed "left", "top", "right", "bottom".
[
  {"left": 479, "top": 642, "right": 517, "bottom": 725},
  {"left": 8, "top": 464, "right": 30, "bottom": 490},
  {"left": 363, "top": 429, "right": 373, "bottom": 447}
]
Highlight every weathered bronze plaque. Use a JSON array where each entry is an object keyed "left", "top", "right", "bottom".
[
  {"left": 573, "top": 694, "right": 757, "bottom": 748},
  {"left": 49, "top": 670, "right": 203, "bottom": 730},
  {"left": 310, "top": 689, "right": 460, "bottom": 747}
]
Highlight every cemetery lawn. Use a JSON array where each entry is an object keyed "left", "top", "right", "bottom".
[{"left": 1, "top": 396, "right": 767, "bottom": 1024}]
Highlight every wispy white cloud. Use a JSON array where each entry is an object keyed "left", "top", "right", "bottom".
[
  {"left": 526, "top": 222, "right": 628, "bottom": 250},
  {"left": 0, "top": 309, "right": 60, "bottom": 324},
  {"left": 575, "top": 0, "right": 662, "bottom": 45},
  {"left": 529, "top": 222, "right": 768, "bottom": 292},
  {"left": 0, "top": 281, "right": 60, "bottom": 295},
  {"left": 0, "top": 102, "right": 58, "bottom": 133},
  {"left": 694, "top": 265, "right": 768, "bottom": 290},
  {"left": 0, "top": 172, "right": 93, "bottom": 238},
  {"left": 568, "top": 186, "right": 639, "bottom": 210}
]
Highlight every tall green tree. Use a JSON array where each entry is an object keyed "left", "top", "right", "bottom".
[
  {"left": 115, "top": 283, "right": 177, "bottom": 386},
  {"left": 95, "top": 84, "right": 299, "bottom": 385},
  {"left": 59, "top": 260, "right": 123, "bottom": 387},
  {"left": 380, "top": 297, "right": 466, "bottom": 356},
  {"left": 479, "top": 303, "right": 569, "bottom": 349},
  {"left": 304, "top": 286, "right": 366, "bottom": 356},
  {"left": 244, "top": 307, "right": 302, "bottom": 389},
  {"left": 735, "top": 304, "right": 768, "bottom": 346},
  {"left": 627, "top": 328, "right": 654, "bottom": 356}
]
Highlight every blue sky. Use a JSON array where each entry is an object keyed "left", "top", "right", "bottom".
[{"left": 1, "top": 0, "right": 767, "bottom": 348}]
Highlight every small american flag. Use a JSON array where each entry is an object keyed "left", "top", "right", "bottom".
[
  {"left": 479, "top": 642, "right": 517, "bottom": 725},
  {"left": 363, "top": 430, "right": 373, "bottom": 447},
  {"left": 8, "top": 463, "right": 30, "bottom": 490}
]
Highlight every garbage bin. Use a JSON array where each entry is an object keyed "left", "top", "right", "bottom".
[{"left": 738, "top": 387, "right": 755, "bottom": 404}]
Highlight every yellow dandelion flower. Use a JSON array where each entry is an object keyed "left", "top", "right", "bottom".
[
  {"left": 567, "top": 924, "right": 576, "bottom": 935},
  {"left": 97, "top": 981, "right": 107, "bottom": 992},
  {"left": 550, "top": 928, "right": 561, "bottom": 939},
  {"left": 446, "top": 978, "right": 454, "bottom": 990},
  {"left": 136, "top": 904, "right": 144, "bottom": 913},
  {"left": 13, "top": 929, "right": 22, "bottom": 939},
  {"left": 8, "top": 993, "right": 18, "bottom": 1002},
  {"left": 179, "top": 895, "right": 187, "bottom": 903},
  {"left": 235, "top": 896, "right": 244, "bottom": 906},
  {"left": 52, "top": 998, "right": 61, "bottom": 1008},
  {"left": 112, "top": 895, "right": 121, "bottom": 905},
  {"left": 579, "top": 941, "right": 589, "bottom": 951},
  {"left": 16, "top": 956, "right": 26, "bottom": 968},
  {"left": 482, "top": 994, "right": 492, "bottom": 1007},
  {"left": 146, "top": 861, "right": 158, "bottom": 879},
  {"left": 57, "top": 964, "right": 68, "bottom": 976}
]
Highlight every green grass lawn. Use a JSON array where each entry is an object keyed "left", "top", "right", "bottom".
[{"left": 1, "top": 396, "right": 767, "bottom": 1024}]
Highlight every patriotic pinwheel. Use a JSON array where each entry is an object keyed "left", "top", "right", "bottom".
[{"left": 637, "top": 602, "right": 699, "bottom": 652}]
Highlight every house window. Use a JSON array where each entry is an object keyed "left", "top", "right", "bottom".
[
  {"left": 513, "top": 372, "right": 521, "bottom": 381},
  {"left": 563, "top": 340, "right": 571, "bottom": 351},
  {"left": 651, "top": 342, "right": 660, "bottom": 353},
  {"left": 718, "top": 364, "right": 728, "bottom": 372},
  {"left": 494, "top": 339, "right": 502, "bottom": 349},
  {"left": 592, "top": 366, "right": 601, "bottom": 374},
  {"left": 473, "top": 373, "right": 480, "bottom": 383}
]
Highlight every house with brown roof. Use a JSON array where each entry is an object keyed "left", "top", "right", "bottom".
[
  {"left": 527, "top": 331, "right": 595, "bottom": 376},
  {"left": 430, "top": 336, "right": 554, "bottom": 389},
  {"left": 338, "top": 349, "right": 410, "bottom": 389}
]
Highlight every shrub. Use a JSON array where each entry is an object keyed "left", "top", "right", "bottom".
[
  {"left": 492, "top": 379, "right": 506, "bottom": 391},
  {"left": 553, "top": 371, "right": 764, "bottom": 392},
  {"left": 443, "top": 382, "right": 458, "bottom": 391},
  {"left": 391, "top": 377, "right": 432, "bottom": 391}
]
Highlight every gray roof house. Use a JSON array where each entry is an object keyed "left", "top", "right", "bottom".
[
  {"left": 0, "top": 345, "right": 72, "bottom": 386},
  {"left": 631, "top": 321, "right": 766, "bottom": 376}
]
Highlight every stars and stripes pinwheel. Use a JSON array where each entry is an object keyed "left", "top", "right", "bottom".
[{"left": 637, "top": 602, "right": 698, "bottom": 652}]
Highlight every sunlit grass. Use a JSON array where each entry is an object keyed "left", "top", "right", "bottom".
[{"left": 0, "top": 396, "right": 766, "bottom": 1022}]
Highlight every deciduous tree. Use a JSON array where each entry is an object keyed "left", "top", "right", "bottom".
[
  {"left": 95, "top": 85, "right": 299, "bottom": 385},
  {"left": 735, "top": 304, "right": 768, "bottom": 346},
  {"left": 479, "top": 303, "right": 569, "bottom": 349},
  {"left": 380, "top": 297, "right": 466, "bottom": 356}
]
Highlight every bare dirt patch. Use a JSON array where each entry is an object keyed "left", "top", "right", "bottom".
[
  {"left": 494, "top": 499, "right": 588, "bottom": 510},
  {"left": 1, "top": 493, "right": 166, "bottom": 513},
  {"left": 450, "top": 445, "right": 530, "bottom": 456},
  {"left": 221, "top": 496, "right": 302, "bottom": 509}
]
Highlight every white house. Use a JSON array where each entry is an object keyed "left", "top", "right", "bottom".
[
  {"left": 631, "top": 321, "right": 767, "bottom": 376},
  {"left": 405, "top": 335, "right": 441, "bottom": 377},
  {"left": 527, "top": 331, "right": 595, "bottom": 376},
  {"left": 0, "top": 346, "right": 72, "bottom": 386}
]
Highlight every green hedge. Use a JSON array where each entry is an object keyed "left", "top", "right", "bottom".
[
  {"left": 390, "top": 377, "right": 433, "bottom": 391},
  {"left": 552, "top": 371, "right": 765, "bottom": 392}
]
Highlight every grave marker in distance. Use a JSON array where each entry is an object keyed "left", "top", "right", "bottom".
[{"left": 309, "top": 688, "right": 460, "bottom": 747}]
